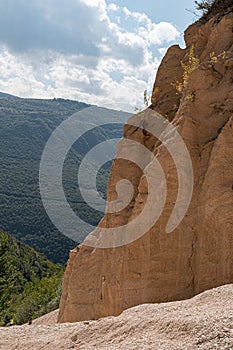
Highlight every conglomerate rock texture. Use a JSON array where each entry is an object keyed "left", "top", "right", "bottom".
[{"left": 58, "top": 5, "right": 233, "bottom": 322}]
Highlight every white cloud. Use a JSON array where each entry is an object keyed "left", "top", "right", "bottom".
[
  {"left": 0, "top": 1, "right": 181, "bottom": 111},
  {"left": 107, "top": 3, "right": 119, "bottom": 11},
  {"left": 139, "top": 22, "right": 180, "bottom": 45},
  {"left": 158, "top": 47, "right": 168, "bottom": 56},
  {"left": 122, "top": 7, "right": 148, "bottom": 23}
]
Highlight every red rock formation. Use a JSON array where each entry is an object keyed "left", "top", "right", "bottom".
[{"left": 58, "top": 5, "right": 233, "bottom": 323}]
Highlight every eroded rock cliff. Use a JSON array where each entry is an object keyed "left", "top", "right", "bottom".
[{"left": 58, "top": 2, "right": 233, "bottom": 322}]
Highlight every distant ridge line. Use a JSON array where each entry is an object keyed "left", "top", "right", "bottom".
[{"left": 0, "top": 91, "right": 19, "bottom": 98}]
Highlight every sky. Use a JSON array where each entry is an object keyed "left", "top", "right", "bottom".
[{"left": 0, "top": 0, "right": 197, "bottom": 111}]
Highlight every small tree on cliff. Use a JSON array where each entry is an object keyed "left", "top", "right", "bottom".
[{"left": 194, "top": 0, "right": 214, "bottom": 14}]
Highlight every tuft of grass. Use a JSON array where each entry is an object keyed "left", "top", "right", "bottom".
[{"left": 174, "top": 45, "right": 200, "bottom": 94}]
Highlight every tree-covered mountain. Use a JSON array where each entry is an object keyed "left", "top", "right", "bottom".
[
  {"left": 0, "top": 95, "right": 129, "bottom": 263},
  {"left": 0, "top": 228, "right": 64, "bottom": 326},
  {"left": 0, "top": 92, "right": 18, "bottom": 98}
]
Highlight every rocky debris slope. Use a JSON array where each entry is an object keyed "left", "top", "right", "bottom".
[
  {"left": 0, "top": 284, "right": 233, "bottom": 350},
  {"left": 58, "top": 1, "right": 233, "bottom": 323},
  {"left": 32, "top": 310, "right": 59, "bottom": 326}
]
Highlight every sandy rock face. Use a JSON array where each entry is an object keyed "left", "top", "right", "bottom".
[{"left": 58, "top": 12, "right": 233, "bottom": 323}]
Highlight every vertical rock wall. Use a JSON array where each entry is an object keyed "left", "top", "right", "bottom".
[{"left": 58, "top": 10, "right": 233, "bottom": 322}]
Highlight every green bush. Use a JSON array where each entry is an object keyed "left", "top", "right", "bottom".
[{"left": 0, "top": 229, "right": 64, "bottom": 325}]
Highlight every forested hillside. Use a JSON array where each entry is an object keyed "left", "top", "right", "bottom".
[
  {"left": 0, "top": 92, "right": 17, "bottom": 98},
  {"left": 0, "top": 96, "right": 128, "bottom": 263},
  {"left": 0, "top": 229, "right": 64, "bottom": 325}
]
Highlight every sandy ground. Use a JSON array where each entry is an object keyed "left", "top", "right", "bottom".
[
  {"left": 32, "top": 309, "right": 59, "bottom": 326},
  {"left": 0, "top": 284, "right": 232, "bottom": 350}
]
